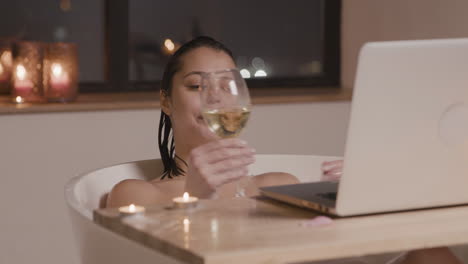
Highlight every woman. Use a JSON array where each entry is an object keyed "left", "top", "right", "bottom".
[
  {"left": 106, "top": 36, "right": 298, "bottom": 207},
  {"left": 106, "top": 36, "right": 461, "bottom": 264}
]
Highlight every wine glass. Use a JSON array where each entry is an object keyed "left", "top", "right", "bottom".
[{"left": 200, "top": 68, "right": 252, "bottom": 197}]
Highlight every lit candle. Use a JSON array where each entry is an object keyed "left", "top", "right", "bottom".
[
  {"left": 173, "top": 192, "right": 199, "bottom": 209},
  {"left": 118, "top": 204, "right": 145, "bottom": 216},
  {"left": 0, "top": 50, "right": 12, "bottom": 82},
  {"left": 50, "top": 63, "right": 70, "bottom": 91},
  {"left": 14, "top": 64, "right": 34, "bottom": 96},
  {"left": 15, "top": 96, "right": 24, "bottom": 104}
]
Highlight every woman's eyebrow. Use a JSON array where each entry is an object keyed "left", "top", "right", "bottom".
[{"left": 183, "top": 71, "right": 205, "bottom": 78}]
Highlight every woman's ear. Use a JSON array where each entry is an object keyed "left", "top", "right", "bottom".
[{"left": 160, "top": 90, "right": 172, "bottom": 116}]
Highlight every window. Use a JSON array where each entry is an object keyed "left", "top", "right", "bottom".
[
  {"left": 1, "top": 0, "right": 341, "bottom": 92},
  {"left": 124, "top": 0, "right": 341, "bottom": 91}
]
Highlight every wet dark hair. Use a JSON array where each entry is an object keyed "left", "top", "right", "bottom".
[{"left": 158, "top": 36, "right": 234, "bottom": 179}]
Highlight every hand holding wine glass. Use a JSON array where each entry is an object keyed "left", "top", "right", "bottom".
[{"left": 185, "top": 138, "right": 255, "bottom": 198}]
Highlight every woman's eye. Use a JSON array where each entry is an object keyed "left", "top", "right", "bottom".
[{"left": 188, "top": 85, "right": 200, "bottom": 90}]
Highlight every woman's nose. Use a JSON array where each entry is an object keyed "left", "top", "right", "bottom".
[{"left": 206, "top": 88, "right": 222, "bottom": 104}]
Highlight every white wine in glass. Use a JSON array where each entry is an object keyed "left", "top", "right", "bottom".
[
  {"left": 202, "top": 107, "right": 251, "bottom": 138},
  {"left": 200, "top": 69, "right": 252, "bottom": 197}
]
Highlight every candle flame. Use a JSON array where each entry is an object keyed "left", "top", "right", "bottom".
[
  {"left": 128, "top": 204, "right": 136, "bottom": 213},
  {"left": 15, "top": 96, "right": 24, "bottom": 104},
  {"left": 183, "top": 192, "right": 190, "bottom": 201},
  {"left": 52, "top": 63, "right": 63, "bottom": 77},
  {"left": 164, "top": 39, "right": 175, "bottom": 51},
  {"left": 16, "top": 64, "right": 26, "bottom": 80}
]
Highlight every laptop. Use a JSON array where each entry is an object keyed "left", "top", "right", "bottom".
[{"left": 260, "top": 38, "right": 468, "bottom": 216}]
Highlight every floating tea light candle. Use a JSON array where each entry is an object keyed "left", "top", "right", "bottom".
[
  {"left": 118, "top": 204, "right": 145, "bottom": 216},
  {"left": 173, "top": 192, "right": 198, "bottom": 209}
]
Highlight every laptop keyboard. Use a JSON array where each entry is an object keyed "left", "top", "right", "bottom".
[{"left": 317, "top": 192, "right": 338, "bottom": 201}]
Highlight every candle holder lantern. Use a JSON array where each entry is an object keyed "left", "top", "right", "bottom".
[
  {"left": 11, "top": 41, "right": 45, "bottom": 103},
  {"left": 0, "top": 42, "right": 13, "bottom": 94},
  {"left": 44, "top": 42, "right": 78, "bottom": 103}
]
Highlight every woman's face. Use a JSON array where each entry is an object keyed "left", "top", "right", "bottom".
[{"left": 163, "top": 47, "right": 236, "bottom": 152}]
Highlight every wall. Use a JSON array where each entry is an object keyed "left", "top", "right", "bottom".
[
  {"left": 341, "top": 0, "right": 468, "bottom": 89},
  {"left": 0, "top": 110, "right": 159, "bottom": 264},
  {"left": 0, "top": 102, "right": 350, "bottom": 264}
]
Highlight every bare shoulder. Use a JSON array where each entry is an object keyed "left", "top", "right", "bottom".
[
  {"left": 252, "top": 172, "right": 300, "bottom": 188},
  {"left": 106, "top": 179, "right": 163, "bottom": 208}
]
